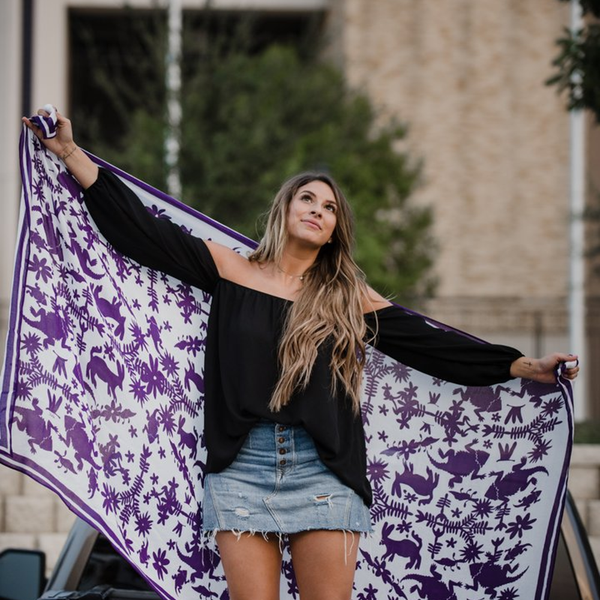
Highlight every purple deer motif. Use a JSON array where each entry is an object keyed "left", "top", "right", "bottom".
[
  {"left": 92, "top": 285, "right": 126, "bottom": 339},
  {"left": 86, "top": 346, "right": 125, "bottom": 398},
  {"left": 428, "top": 442, "right": 490, "bottom": 487},
  {"left": 380, "top": 521, "right": 422, "bottom": 569},
  {"left": 13, "top": 398, "right": 58, "bottom": 453},
  {"left": 392, "top": 462, "right": 440, "bottom": 505}
]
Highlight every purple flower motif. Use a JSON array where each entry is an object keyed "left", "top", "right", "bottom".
[
  {"left": 52, "top": 355, "right": 68, "bottom": 377},
  {"left": 147, "top": 205, "right": 171, "bottom": 220},
  {"left": 160, "top": 352, "right": 178, "bottom": 378},
  {"left": 129, "top": 323, "right": 148, "bottom": 351},
  {"left": 129, "top": 425, "right": 138, "bottom": 438},
  {"left": 473, "top": 499, "right": 493, "bottom": 518},
  {"left": 506, "top": 513, "right": 536, "bottom": 539},
  {"left": 129, "top": 379, "right": 148, "bottom": 404},
  {"left": 378, "top": 405, "right": 388, "bottom": 416},
  {"left": 159, "top": 407, "right": 176, "bottom": 436},
  {"left": 529, "top": 439, "right": 552, "bottom": 463},
  {"left": 366, "top": 459, "right": 389, "bottom": 484},
  {"left": 135, "top": 512, "right": 153, "bottom": 537},
  {"left": 29, "top": 254, "right": 52, "bottom": 283},
  {"left": 16, "top": 380, "right": 32, "bottom": 400},
  {"left": 460, "top": 540, "right": 483, "bottom": 562},
  {"left": 21, "top": 332, "right": 42, "bottom": 357},
  {"left": 542, "top": 397, "right": 563, "bottom": 417},
  {"left": 141, "top": 356, "right": 166, "bottom": 398},
  {"left": 377, "top": 431, "right": 388, "bottom": 442},
  {"left": 446, "top": 537, "right": 457, "bottom": 548},
  {"left": 103, "top": 342, "right": 115, "bottom": 362},
  {"left": 504, "top": 405, "right": 524, "bottom": 425},
  {"left": 101, "top": 484, "right": 119, "bottom": 514},
  {"left": 499, "top": 586, "right": 519, "bottom": 600},
  {"left": 152, "top": 548, "right": 170, "bottom": 580},
  {"left": 357, "top": 583, "right": 378, "bottom": 600}
]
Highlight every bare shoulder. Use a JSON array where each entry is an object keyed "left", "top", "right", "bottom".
[
  {"left": 362, "top": 285, "right": 392, "bottom": 313},
  {"left": 204, "top": 240, "right": 253, "bottom": 280}
]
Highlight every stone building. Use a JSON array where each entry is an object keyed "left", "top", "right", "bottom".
[{"left": 0, "top": 0, "right": 598, "bottom": 573}]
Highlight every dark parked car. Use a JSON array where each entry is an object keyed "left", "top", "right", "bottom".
[{"left": 0, "top": 492, "right": 598, "bottom": 600}]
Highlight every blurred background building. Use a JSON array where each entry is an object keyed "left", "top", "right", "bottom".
[{"left": 1, "top": 0, "right": 599, "bottom": 571}]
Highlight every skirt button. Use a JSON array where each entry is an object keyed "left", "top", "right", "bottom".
[
  {"left": 278, "top": 437, "right": 285, "bottom": 444},
  {"left": 278, "top": 448, "right": 286, "bottom": 455},
  {"left": 279, "top": 459, "right": 287, "bottom": 465}
]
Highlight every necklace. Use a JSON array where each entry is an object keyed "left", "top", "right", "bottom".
[{"left": 276, "top": 265, "right": 305, "bottom": 281}]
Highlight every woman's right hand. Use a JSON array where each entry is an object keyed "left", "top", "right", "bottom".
[
  {"left": 22, "top": 106, "right": 99, "bottom": 189},
  {"left": 22, "top": 106, "right": 75, "bottom": 158}
]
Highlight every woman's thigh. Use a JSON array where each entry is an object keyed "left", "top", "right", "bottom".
[
  {"left": 288, "top": 530, "right": 360, "bottom": 600},
  {"left": 215, "top": 531, "right": 283, "bottom": 600}
]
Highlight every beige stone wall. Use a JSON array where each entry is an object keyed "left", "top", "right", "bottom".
[
  {"left": 0, "top": 464, "right": 75, "bottom": 575},
  {"left": 327, "top": 0, "right": 571, "bottom": 311}
]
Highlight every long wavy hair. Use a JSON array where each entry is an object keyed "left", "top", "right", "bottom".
[{"left": 248, "top": 172, "right": 371, "bottom": 415}]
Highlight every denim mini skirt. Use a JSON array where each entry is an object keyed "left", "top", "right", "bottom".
[{"left": 202, "top": 420, "right": 372, "bottom": 535}]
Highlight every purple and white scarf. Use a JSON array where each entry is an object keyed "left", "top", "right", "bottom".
[{"left": 1, "top": 128, "right": 574, "bottom": 600}]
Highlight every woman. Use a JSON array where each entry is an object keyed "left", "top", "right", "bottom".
[{"left": 24, "top": 108, "right": 579, "bottom": 600}]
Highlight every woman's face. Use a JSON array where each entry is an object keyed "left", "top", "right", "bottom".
[{"left": 285, "top": 180, "right": 338, "bottom": 249}]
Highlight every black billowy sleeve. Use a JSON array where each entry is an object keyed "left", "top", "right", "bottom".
[
  {"left": 83, "top": 168, "right": 219, "bottom": 293},
  {"left": 364, "top": 305, "right": 524, "bottom": 387}
]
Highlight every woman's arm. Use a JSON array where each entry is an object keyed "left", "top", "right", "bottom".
[
  {"left": 22, "top": 108, "right": 98, "bottom": 189},
  {"left": 364, "top": 304, "right": 579, "bottom": 386},
  {"left": 510, "top": 354, "right": 579, "bottom": 383}
]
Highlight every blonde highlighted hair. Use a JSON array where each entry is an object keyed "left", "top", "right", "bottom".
[{"left": 249, "top": 172, "right": 369, "bottom": 414}]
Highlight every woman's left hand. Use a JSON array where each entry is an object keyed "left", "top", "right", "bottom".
[{"left": 510, "top": 353, "right": 579, "bottom": 384}]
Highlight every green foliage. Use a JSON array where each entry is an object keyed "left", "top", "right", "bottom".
[
  {"left": 548, "top": 2, "right": 600, "bottom": 122},
  {"left": 574, "top": 420, "right": 600, "bottom": 443},
  {"left": 71, "top": 16, "right": 435, "bottom": 303}
]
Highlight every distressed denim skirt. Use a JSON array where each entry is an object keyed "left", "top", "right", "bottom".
[{"left": 202, "top": 420, "right": 372, "bottom": 535}]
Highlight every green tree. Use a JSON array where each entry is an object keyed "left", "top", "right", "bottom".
[
  {"left": 547, "top": 0, "right": 600, "bottom": 122},
  {"left": 71, "top": 14, "right": 435, "bottom": 303}
]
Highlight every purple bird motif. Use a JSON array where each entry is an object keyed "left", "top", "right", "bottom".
[
  {"left": 391, "top": 462, "right": 439, "bottom": 505},
  {"left": 60, "top": 415, "right": 100, "bottom": 470},
  {"left": 380, "top": 522, "right": 422, "bottom": 568},
  {"left": 22, "top": 306, "right": 69, "bottom": 349},
  {"left": 13, "top": 397, "right": 58, "bottom": 453},
  {"left": 86, "top": 346, "right": 125, "bottom": 398},
  {"left": 485, "top": 458, "right": 548, "bottom": 502},
  {"left": 92, "top": 285, "right": 126, "bottom": 339},
  {"left": 428, "top": 442, "right": 490, "bottom": 487}
]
